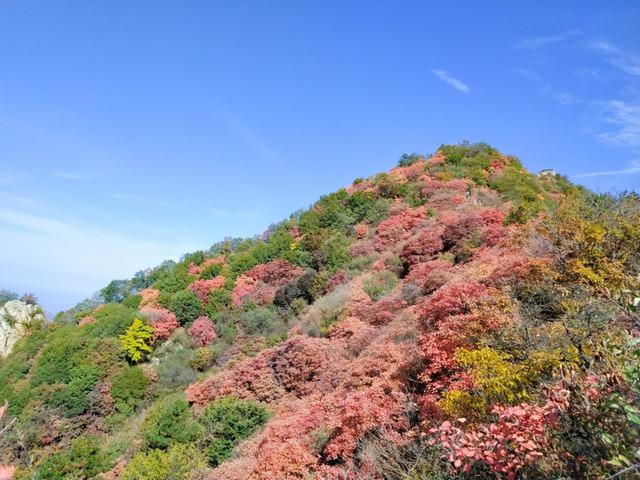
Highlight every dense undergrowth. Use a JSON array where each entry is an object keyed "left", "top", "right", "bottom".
[{"left": 0, "top": 142, "right": 639, "bottom": 479}]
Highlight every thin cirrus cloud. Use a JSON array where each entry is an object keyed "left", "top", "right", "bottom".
[
  {"left": 107, "top": 193, "right": 169, "bottom": 208},
  {"left": 591, "top": 40, "right": 640, "bottom": 76},
  {"left": 573, "top": 160, "right": 640, "bottom": 178},
  {"left": 594, "top": 100, "right": 640, "bottom": 148},
  {"left": 211, "top": 208, "right": 260, "bottom": 218},
  {"left": 0, "top": 206, "right": 192, "bottom": 312},
  {"left": 432, "top": 69, "right": 470, "bottom": 93},
  {"left": 52, "top": 170, "right": 100, "bottom": 180},
  {"left": 516, "top": 30, "right": 578, "bottom": 49},
  {"left": 516, "top": 69, "right": 578, "bottom": 106}
]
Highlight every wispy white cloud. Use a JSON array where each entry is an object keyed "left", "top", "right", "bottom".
[
  {"left": 432, "top": 69, "right": 470, "bottom": 93},
  {"left": 0, "top": 173, "right": 27, "bottom": 184},
  {"left": 591, "top": 40, "right": 640, "bottom": 76},
  {"left": 573, "top": 160, "right": 640, "bottom": 178},
  {"left": 220, "top": 113, "right": 283, "bottom": 164},
  {"left": 0, "top": 192, "right": 37, "bottom": 208},
  {"left": 0, "top": 207, "right": 193, "bottom": 312},
  {"left": 516, "top": 30, "right": 578, "bottom": 49},
  {"left": 516, "top": 69, "right": 578, "bottom": 106},
  {"left": 52, "top": 171, "right": 100, "bottom": 180},
  {"left": 593, "top": 100, "right": 640, "bottom": 148},
  {"left": 211, "top": 209, "right": 260, "bottom": 218},
  {"left": 107, "top": 193, "right": 169, "bottom": 208}
]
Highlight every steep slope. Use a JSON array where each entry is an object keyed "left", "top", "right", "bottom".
[{"left": 0, "top": 143, "right": 639, "bottom": 480}]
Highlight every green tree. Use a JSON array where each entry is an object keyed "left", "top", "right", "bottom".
[
  {"left": 198, "top": 397, "right": 269, "bottom": 466},
  {"left": 170, "top": 290, "right": 201, "bottom": 325}
]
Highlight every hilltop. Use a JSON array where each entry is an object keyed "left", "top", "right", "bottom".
[{"left": 0, "top": 142, "right": 639, "bottom": 480}]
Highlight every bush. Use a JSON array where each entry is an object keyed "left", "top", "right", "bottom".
[
  {"left": 52, "top": 364, "right": 102, "bottom": 417},
  {"left": 122, "top": 443, "right": 207, "bottom": 480},
  {"left": 363, "top": 270, "right": 398, "bottom": 301},
  {"left": 143, "top": 395, "right": 200, "bottom": 449},
  {"left": 84, "top": 303, "right": 137, "bottom": 338},
  {"left": 198, "top": 397, "right": 269, "bottom": 466},
  {"left": 38, "top": 435, "right": 111, "bottom": 480},
  {"left": 239, "top": 306, "right": 285, "bottom": 336},
  {"left": 120, "top": 319, "right": 153, "bottom": 363},
  {"left": 122, "top": 294, "right": 142, "bottom": 309},
  {"left": 156, "top": 349, "right": 197, "bottom": 392},
  {"left": 110, "top": 366, "right": 150, "bottom": 416},
  {"left": 170, "top": 290, "right": 201, "bottom": 325}
]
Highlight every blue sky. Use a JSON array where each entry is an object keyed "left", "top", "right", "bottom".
[{"left": 0, "top": 1, "right": 638, "bottom": 314}]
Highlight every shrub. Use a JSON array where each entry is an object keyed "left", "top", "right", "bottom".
[
  {"left": 122, "top": 294, "right": 142, "bottom": 309},
  {"left": 120, "top": 319, "right": 154, "bottom": 363},
  {"left": 198, "top": 397, "right": 269, "bottom": 466},
  {"left": 122, "top": 443, "right": 207, "bottom": 480},
  {"left": 170, "top": 290, "right": 201, "bottom": 325},
  {"left": 239, "top": 307, "right": 285, "bottom": 336},
  {"left": 84, "top": 303, "right": 137, "bottom": 338},
  {"left": 143, "top": 395, "right": 200, "bottom": 449},
  {"left": 156, "top": 349, "right": 197, "bottom": 392},
  {"left": 110, "top": 366, "right": 150, "bottom": 416},
  {"left": 188, "top": 316, "right": 217, "bottom": 347},
  {"left": 52, "top": 364, "right": 102, "bottom": 417},
  {"left": 38, "top": 435, "right": 110, "bottom": 480},
  {"left": 363, "top": 271, "right": 398, "bottom": 301}
]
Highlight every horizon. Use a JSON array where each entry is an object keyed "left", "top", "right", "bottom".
[{"left": 1, "top": 1, "right": 638, "bottom": 314}]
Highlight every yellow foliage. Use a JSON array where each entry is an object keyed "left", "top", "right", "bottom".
[
  {"left": 120, "top": 318, "right": 153, "bottom": 363},
  {"left": 455, "top": 347, "right": 560, "bottom": 406},
  {"left": 438, "top": 389, "right": 487, "bottom": 420}
]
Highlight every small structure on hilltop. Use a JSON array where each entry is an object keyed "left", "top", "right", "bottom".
[{"left": 538, "top": 168, "right": 557, "bottom": 177}]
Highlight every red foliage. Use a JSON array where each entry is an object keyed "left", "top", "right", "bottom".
[
  {"left": 415, "top": 281, "right": 492, "bottom": 327},
  {"left": 141, "top": 306, "right": 180, "bottom": 342},
  {"left": 374, "top": 206, "right": 428, "bottom": 251},
  {"left": 188, "top": 276, "right": 226, "bottom": 303},
  {"left": 405, "top": 259, "right": 455, "bottom": 292},
  {"left": 78, "top": 315, "right": 96, "bottom": 326},
  {"left": 421, "top": 177, "right": 471, "bottom": 197},
  {"left": 323, "top": 384, "right": 407, "bottom": 461},
  {"left": 400, "top": 225, "right": 445, "bottom": 266},
  {"left": 188, "top": 315, "right": 217, "bottom": 346},
  {"left": 326, "top": 271, "right": 348, "bottom": 292},
  {"left": 232, "top": 260, "right": 302, "bottom": 308},
  {"left": 187, "top": 336, "right": 339, "bottom": 405},
  {"left": 440, "top": 208, "right": 507, "bottom": 251},
  {"left": 231, "top": 275, "right": 274, "bottom": 308},
  {"left": 139, "top": 287, "right": 160, "bottom": 308},
  {"left": 245, "top": 259, "right": 302, "bottom": 287},
  {"left": 353, "top": 223, "right": 369, "bottom": 239},
  {"left": 431, "top": 390, "right": 569, "bottom": 479}
]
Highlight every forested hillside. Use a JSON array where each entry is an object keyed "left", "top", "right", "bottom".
[{"left": 0, "top": 143, "right": 639, "bottom": 479}]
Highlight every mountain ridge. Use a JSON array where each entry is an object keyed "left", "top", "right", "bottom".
[{"left": 0, "top": 142, "right": 638, "bottom": 480}]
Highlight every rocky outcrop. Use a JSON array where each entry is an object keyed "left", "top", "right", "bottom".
[{"left": 0, "top": 300, "right": 44, "bottom": 357}]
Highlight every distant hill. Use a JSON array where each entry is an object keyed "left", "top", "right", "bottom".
[{"left": 1, "top": 142, "right": 638, "bottom": 480}]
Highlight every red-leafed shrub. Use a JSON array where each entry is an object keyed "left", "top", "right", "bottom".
[
  {"left": 405, "top": 259, "right": 455, "bottom": 293},
  {"left": 374, "top": 207, "right": 428, "bottom": 251},
  {"left": 421, "top": 177, "right": 471, "bottom": 197},
  {"left": 323, "top": 384, "right": 408, "bottom": 461},
  {"left": 400, "top": 226, "right": 445, "bottom": 267},
  {"left": 188, "top": 315, "right": 217, "bottom": 346},
  {"left": 188, "top": 276, "right": 225, "bottom": 303},
  {"left": 431, "top": 390, "right": 568, "bottom": 479},
  {"left": 232, "top": 275, "right": 274, "bottom": 308},
  {"left": 232, "top": 260, "right": 302, "bottom": 308},
  {"left": 245, "top": 259, "right": 302, "bottom": 287},
  {"left": 139, "top": 287, "right": 160, "bottom": 307},
  {"left": 353, "top": 223, "right": 369, "bottom": 239},
  {"left": 415, "top": 281, "right": 492, "bottom": 326},
  {"left": 141, "top": 306, "right": 180, "bottom": 342},
  {"left": 328, "top": 316, "right": 375, "bottom": 355}
]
